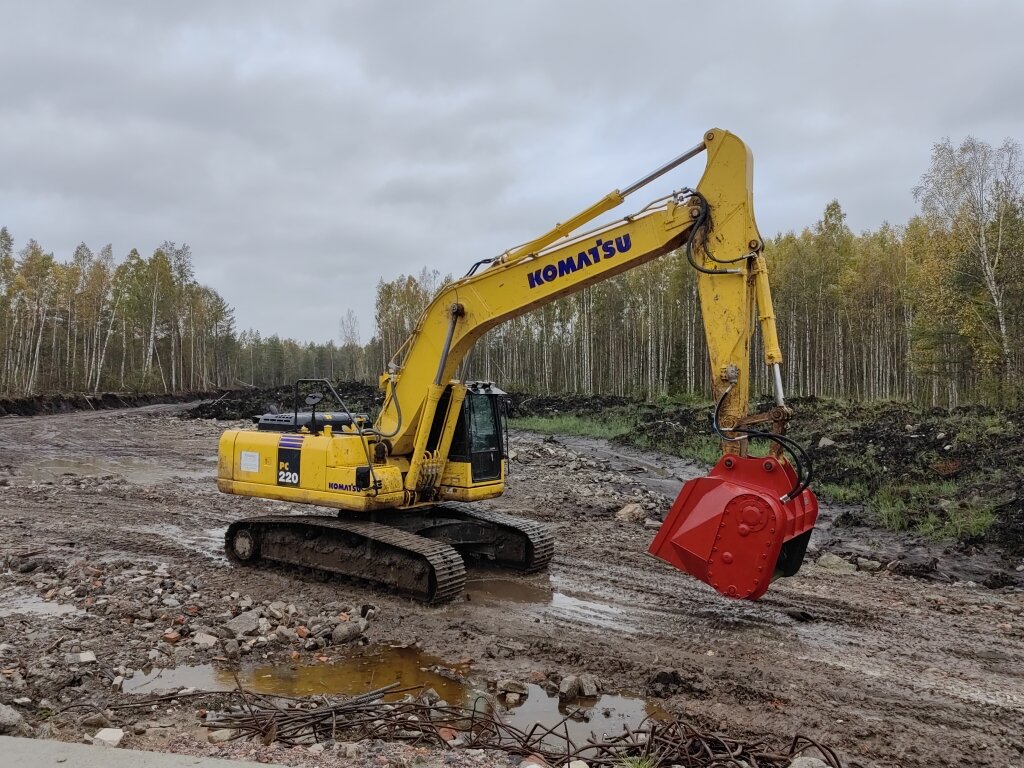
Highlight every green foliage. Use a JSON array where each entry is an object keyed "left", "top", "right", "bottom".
[
  {"left": 510, "top": 414, "right": 632, "bottom": 440},
  {"left": 816, "top": 481, "right": 870, "bottom": 503}
]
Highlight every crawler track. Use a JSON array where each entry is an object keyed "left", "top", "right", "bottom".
[
  {"left": 432, "top": 504, "right": 555, "bottom": 573},
  {"left": 225, "top": 515, "right": 466, "bottom": 604}
]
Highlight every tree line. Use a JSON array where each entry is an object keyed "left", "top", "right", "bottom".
[
  {"left": 370, "top": 135, "right": 1024, "bottom": 407},
  {"left": 2, "top": 135, "right": 1020, "bottom": 406}
]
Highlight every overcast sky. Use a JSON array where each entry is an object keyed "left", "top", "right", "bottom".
[{"left": 2, "top": 2, "right": 1022, "bottom": 343}]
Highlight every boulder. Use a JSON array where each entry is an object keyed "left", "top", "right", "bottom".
[
  {"left": 578, "top": 673, "right": 600, "bottom": 697},
  {"left": 856, "top": 557, "right": 882, "bottom": 573},
  {"left": 0, "top": 704, "right": 25, "bottom": 735},
  {"left": 208, "top": 728, "right": 236, "bottom": 744},
  {"left": 224, "top": 609, "right": 261, "bottom": 638},
  {"left": 816, "top": 553, "right": 856, "bottom": 574},
  {"left": 558, "top": 674, "right": 580, "bottom": 698},
  {"left": 330, "top": 620, "right": 363, "bottom": 645},
  {"left": 497, "top": 679, "right": 528, "bottom": 695},
  {"left": 789, "top": 758, "right": 830, "bottom": 768},
  {"left": 191, "top": 632, "right": 219, "bottom": 648},
  {"left": 93, "top": 727, "right": 125, "bottom": 747},
  {"left": 817, "top": 437, "right": 836, "bottom": 449},
  {"left": 615, "top": 503, "right": 646, "bottom": 523}
]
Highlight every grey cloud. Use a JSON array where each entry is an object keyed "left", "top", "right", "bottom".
[{"left": 1, "top": 1, "right": 1022, "bottom": 342}]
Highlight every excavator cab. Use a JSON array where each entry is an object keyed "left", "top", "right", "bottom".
[{"left": 448, "top": 382, "right": 508, "bottom": 483}]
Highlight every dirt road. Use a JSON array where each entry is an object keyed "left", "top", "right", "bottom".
[{"left": 0, "top": 405, "right": 1022, "bottom": 767}]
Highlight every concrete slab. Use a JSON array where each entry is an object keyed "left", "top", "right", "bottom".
[{"left": 0, "top": 736, "right": 287, "bottom": 768}]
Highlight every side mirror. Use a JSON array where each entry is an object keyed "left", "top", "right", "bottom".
[{"left": 305, "top": 392, "right": 324, "bottom": 407}]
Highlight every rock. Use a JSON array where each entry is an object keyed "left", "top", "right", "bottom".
[
  {"left": 224, "top": 609, "right": 261, "bottom": 638},
  {"left": 341, "top": 742, "right": 363, "bottom": 758},
  {"left": 93, "top": 727, "right": 125, "bottom": 747},
  {"left": 81, "top": 712, "right": 110, "bottom": 728},
  {"left": 789, "top": 758, "right": 830, "bottom": 768},
  {"left": 330, "top": 621, "right": 363, "bottom": 645},
  {"left": 817, "top": 437, "right": 836, "bottom": 449},
  {"left": 497, "top": 679, "right": 529, "bottom": 695},
  {"left": 505, "top": 692, "right": 521, "bottom": 706},
  {"left": 419, "top": 687, "right": 441, "bottom": 705},
  {"left": 578, "top": 673, "right": 600, "bottom": 697},
  {"left": 643, "top": 518, "right": 662, "bottom": 529},
  {"left": 295, "top": 625, "right": 310, "bottom": 638},
  {"left": 208, "top": 728, "right": 236, "bottom": 744},
  {"left": 111, "top": 676, "right": 124, "bottom": 692},
  {"left": 856, "top": 557, "right": 882, "bottom": 573},
  {"left": 519, "top": 755, "right": 550, "bottom": 768},
  {"left": 162, "top": 630, "right": 181, "bottom": 644},
  {"left": 65, "top": 651, "right": 97, "bottom": 664},
  {"left": 132, "top": 724, "right": 148, "bottom": 735},
  {"left": 223, "top": 639, "right": 240, "bottom": 659},
  {"left": 307, "top": 743, "right": 325, "bottom": 755},
  {"left": 192, "top": 632, "right": 219, "bottom": 648},
  {"left": 558, "top": 674, "right": 580, "bottom": 698},
  {"left": 0, "top": 704, "right": 26, "bottom": 734},
  {"left": 816, "top": 553, "right": 856, "bottom": 574},
  {"left": 257, "top": 617, "right": 273, "bottom": 635},
  {"left": 615, "top": 503, "right": 646, "bottom": 523},
  {"left": 567, "top": 761, "right": 590, "bottom": 768}
]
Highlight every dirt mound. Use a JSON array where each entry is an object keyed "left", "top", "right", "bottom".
[
  {"left": 0, "top": 390, "right": 219, "bottom": 418},
  {"left": 507, "top": 391, "right": 636, "bottom": 418},
  {"left": 183, "top": 381, "right": 381, "bottom": 421}
]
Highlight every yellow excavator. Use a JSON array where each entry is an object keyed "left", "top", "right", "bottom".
[{"left": 217, "top": 129, "right": 819, "bottom": 603}]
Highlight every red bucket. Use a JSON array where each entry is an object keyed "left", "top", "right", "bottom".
[{"left": 648, "top": 454, "right": 818, "bottom": 599}]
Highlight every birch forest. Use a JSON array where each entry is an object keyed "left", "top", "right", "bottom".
[{"left": 3, "top": 136, "right": 1021, "bottom": 406}]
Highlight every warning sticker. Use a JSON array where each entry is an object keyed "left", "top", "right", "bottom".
[{"left": 240, "top": 451, "right": 260, "bottom": 473}]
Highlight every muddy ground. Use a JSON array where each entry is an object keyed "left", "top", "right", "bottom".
[{"left": 0, "top": 404, "right": 1022, "bottom": 767}]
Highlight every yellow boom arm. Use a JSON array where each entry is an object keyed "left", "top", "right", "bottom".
[{"left": 375, "top": 130, "right": 787, "bottom": 488}]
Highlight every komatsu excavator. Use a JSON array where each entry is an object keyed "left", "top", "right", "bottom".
[{"left": 217, "top": 129, "right": 819, "bottom": 603}]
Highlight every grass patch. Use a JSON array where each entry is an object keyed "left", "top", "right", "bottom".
[
  {"left": 510, "top": 414, "right": 631, "bottom": 440},
  {"left": 917, "top": 501, "right": 998, "bottom": 540},
  {"left": 816, "top": 481, "right": 870, "bottom": 504}
]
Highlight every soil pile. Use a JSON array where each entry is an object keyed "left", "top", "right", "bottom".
[
  {"left": 0, "top": 390, "right": 219, "bottom": 418},
  {"left": 183, "top": 381, "right": 381, "bottom": 421}
]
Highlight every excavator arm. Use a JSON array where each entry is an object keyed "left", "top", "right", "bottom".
[{"left": 373, "top": 129, "right": 819, "bottom": 600}]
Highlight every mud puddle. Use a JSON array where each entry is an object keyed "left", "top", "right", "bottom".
[
  {"left": 126, "top": 644, "right": 472, "bottom": 702},
  {"left": 19, "top": 457, "right": 209, "bottom": 485},
  {"left": 465, "top": 578, "right": 638, "bottom": 634},
  {"left": 0, "top": 589, "right": 85, "bottom": 618},
  {"left": 125, "top": 643, "right": 664, "bottom": 740},
  {"left": 505, "top": 684, "right": 668, "bottom": 744}
]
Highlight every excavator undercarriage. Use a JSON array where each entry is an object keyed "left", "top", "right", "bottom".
[{"left": 225, "top": 504, "right": 553, "bottom": 604}]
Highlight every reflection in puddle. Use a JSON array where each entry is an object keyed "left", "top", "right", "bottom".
[
  {"left": 505, "top": 684, "right": 668, "bottom": 744},
  {"left": 22, "top": 457, "right": 208, "bottom": 485},
  {"left": 463, "top": 578, "right": 634, "bottom": 633},
  {"left": 126, "top": 644, "right": 472, "bottom": 704},
  {"left": 0, "top": 591, "right": 84, "bottom": 618},
  {"left": 465, "top": 578, "right": 551, "bottom": 604},
  {"left": 123, "top": 644, "right": 666, "bottom": 741}
]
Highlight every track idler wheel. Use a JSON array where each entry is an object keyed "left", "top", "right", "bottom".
[
  {"left": 648, "top": 455, "right": 818, "bottom": 600},
  {"left": 226, "top": 523, "right": 260, "bottom": 563}
]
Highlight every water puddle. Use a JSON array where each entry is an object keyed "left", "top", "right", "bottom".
[
  {"left": 505, "top": 684, "right": 668, "bottom": 744},
  {"left": 0, "top": 591, "right": 84, "bottom": 618},
  {"left": 126, "top": 644, "right": 471, "bottom": 703},
  {"left": 463, "top": 579, "right": 634, "bottom": 633},
  {"left": 22, "top": 457, "right": 208, "bottom": 485},
  {"left": 465, "top": 578, "right": 552, "bottom": 604},
  {"left": 124, "top": 644, "right": 665, "bottom": 740}
]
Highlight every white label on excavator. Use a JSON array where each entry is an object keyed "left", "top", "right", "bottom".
[{"left": 240, "top": 451, "right": 260, "bottom": 473}]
